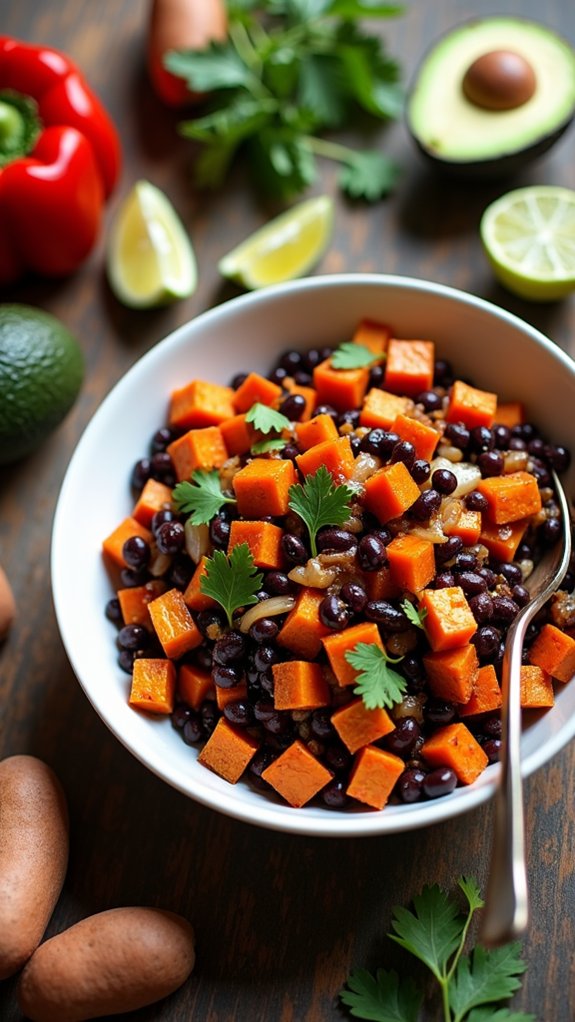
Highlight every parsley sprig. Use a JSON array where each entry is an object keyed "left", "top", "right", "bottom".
[
  {"left": 165, "top": 0, "right": 404, "bottom": 202},
  {"left": 200, "top": 543, "right": 263, "bottom": 628},
  {"left": 345, "top": 641, "right": 406, "bottom": 710},
  {"left": 288, "top": 464, "right": 354, "bottom": 557},
  {"left": 172, "top": 470, "right": 236, "bottom": 526},
  {"left": 341, "top": 877, "right": 534, "bottom": 1022}
]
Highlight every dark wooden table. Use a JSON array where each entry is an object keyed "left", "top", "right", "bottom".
[{"left": 1, "top": 1, "right": 575, "bottom": 1019}]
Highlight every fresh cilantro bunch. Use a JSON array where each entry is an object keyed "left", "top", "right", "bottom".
[
  {"left": 340, "top": 877, "right": 535, "bottom": 1022},
  {"left": 165, "top": 0, "right": 404, "bottom": 201}
]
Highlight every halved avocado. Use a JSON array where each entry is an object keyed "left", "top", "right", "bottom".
[{"left": 406, "top": 17, "right": 575, "bottom": 178}]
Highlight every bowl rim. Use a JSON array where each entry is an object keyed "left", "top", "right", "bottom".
[{"left": 51, "top": 272, "right": 575, "bottom": 837}]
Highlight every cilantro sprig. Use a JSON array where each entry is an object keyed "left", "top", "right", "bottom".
[
  {"left": 200, "top": 543, "right": 263, "bottom": 629},
  {"left": 172, "top": 470, "right": 236, "bottom": 526},
  {"left": 400, "top": 598, "right": 427, "bottom": 631},
  {"left": 341, "top": 877, "right": 535, "bottom": 1022},
  {"left": 331, "top": 340, "right": 384, "bottom": 370},
  {"left": 245, "top": 401, "right": 291, "bottom": 434},
  {"left": 166, "top": 1, "right": 404, "bottom": 202},
  {"left": 288, "top": 464, "right": 353, "bottom": 557},
  {"left": 345, "top": 641, "right": 406, "bottom": 710}
]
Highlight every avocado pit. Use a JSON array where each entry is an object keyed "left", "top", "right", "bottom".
[{"left": 462, "top": 50, "right": 537, "bottom": 111}]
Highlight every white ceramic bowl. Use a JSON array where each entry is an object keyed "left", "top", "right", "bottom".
[{"left": 51, "top": 274, "right": 575, "bottom": 837}]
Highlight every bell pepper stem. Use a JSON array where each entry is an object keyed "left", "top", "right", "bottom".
[{"left": 0, "top": 90, "right": 41, "bottom": 167}]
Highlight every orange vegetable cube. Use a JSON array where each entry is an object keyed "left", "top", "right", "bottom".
[
  {"left": 177, "top": 663, "right": 215, "bottom": 709},
  {"left": 383, "top": 339, "right": 434, "bottom": 397},
  {"left": 131, "top": 478, "right": 173, "bottom": 528},
  {"left": 420, "top": 586, "right": 477, "bottom": 652},
  {"left": 117, "top": 580, "right": 167, "bottom": 627},
  {"left": 167, "top": 426, "right": 228, "bottom": 482},
  {"left": 129, "top": 658, "right": 176, "bottom": 715},
  {"left": 363, "top": 567, "right": 401, "bottom": 602},
  {"left": 363, "top": 461, "right": 421, "bottom": 523},
  {"left": 198, "top": 718, "right": 260, "bottom": 784},
  {"left": 169, "top": 379, "right": 235, "bottom": 430},
  {"left": 423, "top": 643, "right": 479, "bottom": 704},
  {"left": 443, "top": 507, "right": 482, "bottom": 546},
  {"left": 295, "top": 413, "right": 339, "bottom": 452},
  {"left": 445, "top": 379, "right": 497, "bottom": 429},
  {"left": 219, "top": 413, "right": 257, "bottom": 456},
  {"left": 102, "top": 516, "right": 152, "bottom": 569},
  {"left": 148, "top": 587, "right": 203, "bottom": 659},
  {"left": 476, "top": 471, "right": 542, "bottom": 525},
  {"left": 313, "top": 357, "right": 370, "bottom": 413},
  {"left": 228, "top": 519, "right": 284, "bottom": 570},
  {"left": 520, "top": 665, "right": 554, "bottom": 708},
  {"left": 359, "top": 388, "right": 412, "bottom": 430},
  {"left": 458, "top": 664, "right": 502, "bottom": 717},
  {"left": 261, "top": 739, "right": 332, "bottom": 807},
  {"left": 183, "top": 555, "right": 218, "bottom": 612},
  {"left": 387, "top": 534, "right": 436, "bottom": 593},
  {"left": 233, "top": 372, "right": 282, "bottom": 413},
  {"left": 278, "top": 587, "right": 332, "bottom": 659},
  {"left": 346, "top": 746, "right": 404, "bottom": 810},
  {"left": 390, "top": 412, "right": 440, "bottom": 462},
  {"left": 233, "top": 457, "right": 296, "bottom": 518},
  {"left": 352, "top": 317, "right": 391, "bottom": 354},
  {"left": 322, "top": 621, "right": 384, "bottom": 687},
  {"left": 494, "top": 401, "right": 524, "bottom": 429},
  {"left": 216, "top": 679, "right": 249, "bottom": 711},
  {"left": 528, "top": 623, "right": 575, "bottom": 683},
  {"left": 283, "top": 378, "right": 317, "bottom": 421},
  {"left": 273, "top": 661, "right": 330, "bottom": 711},
  {"left": 422, "top": 722, "right": 489, "bottom": 785},
  {"left": 332, "top": 698, "right": 395, "bottom": 754},
  {"left": 295, "top": 435, "right": 355, "bottom": 483},
  {"left": 479, "top": 518, "right": 528, "bottom": 563}
]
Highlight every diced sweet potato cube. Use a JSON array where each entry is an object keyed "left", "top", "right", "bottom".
[
  {"left": 132, "top": 478, "right": 173, "bottom": 528},
  {"left": 295, "top": 413, "right": 339, "bottom": 452},
  {"left": 520, "top": 665, "right": 554, "bottom": 707},
  {"left": 198, "top": 718, "right": 260, "bottom": 784},
  {"left": 458, "top": 664, "right": 502, "bottom": 717},
  {"left": 322, "top": 621, "right": 384, "bottom": 687},
  {"left": 233, "top": 372, "right": 282, "bottom": 413},
  {"left": 278, "top": 587, "right": 332, "bottom": 659},
  {"left": 422, "top": 722, "right": 489, "bottom": 785},
  {"left": 177, "top": 663, "right": 215, "bottom": 709},
  {"left": 420, "top": 586, "right": 477, "bottom": 652},
  {"left": 443, "top": 507, "right": 482, "bottom": 546},
  {"left": 363, "top": 567, "right": 401, "bottom": 602},
  {"left": 352, "top": 317, "right": 391, "bottom": 354},
  {"left": 261, "top": 739, "right": 332, "bottom": 807},
  {"left": 529, "top": 623, "right": 575, "bottom": 683},
  {"left": 383, "top": 339, "right": 434, "bottom": 397},
  {"left": 216, "top": 679, "right": 248, "bottom": 711},
  {"left": 423, "top": 644, "right": 479, "bottom": 704},
  {"left": 359, "top": 388, "right": 412, "bottom": 430},
  {"left": 102, "top": 516, "right": 152, "bottom": 569},
  {"left": 273, "top": 661, "right": 330, "bottom": 711},
  {"left": 148, "top": 587, "right": 203, "bottom": 659},
  {"left": 494, "top": 401, "right": 524, "bottom": 428},
  {"left": 167, "top": 426, "right": 228, "bottom": 482},
  {"left": 117, "top": 580, "right": 167, "bottom": 627},
  {"left": 346, "top": 745, "right": 404, "bottom": 810},
  {"left": 183, "top": 555, "right": 218, "bottom": 612},
  {"left": 228, "top": 519, "right": 284, "bottom": 569},
  {"left": 313, "top": 358, "right": 370, "bottom": 413},
  {"left": 445, "top": 379, "right": 497, "bottom": 429},
  {"left": 233, "top": 457, "right": 296, "bottom": 517},
  {"left": 295, "top": 435, "right": 355, "bottom": 483},
  {"left": 332, "top": 698, "right": 395, "bottom": 754},
  {"left": 390, "top": 412, "right": 440, "bottom": 462},
  {"left": 387, "top": 534, "right": 436, "bottom": 593},
  {"left": 363, "top": 461, "right": 421, "bottom": 523},
  {"left": 219, "top": 413, "right": 257, "bottom": 456},
  {"left": 169, "top": 379, "right": 235, "bottom": 430},
  {"left": 479, "top": 518, "right": 528, "bottom": 563},
  {"left": 476, "top": 471, "right": 542, "bottom": 525},
  {"left": 129, "top": 658, "right": 176, "bottom": 714}
]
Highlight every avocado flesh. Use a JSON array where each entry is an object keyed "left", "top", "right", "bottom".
[{"left": 407, "top": 18, "right": 575, "bottom": 169}]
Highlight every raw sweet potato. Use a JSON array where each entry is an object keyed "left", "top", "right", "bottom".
[
  {"left": 198, "top": 718, "right": 260, "bottom": 783},
  {"left": 177, "top": 662, "right": 215, "bottom": 709},
  {"left": 129, "top": 658, "right": 176, "bottom": 714},
  {"left": 423, "top": 643, "right": 479, "bottom": 704},
  {"left": 445, "top": 379, "right": 497, "bottom": 429},
  {"left": 331, "top": 698, "right": 395, "bottom": 754},
  {"left": 359, "top": 388, "right": 412, "bottom": 430},
  {"left": 132, "top": 478, "right": 173, "bottom": 528},
  {"left": 477, "top": 471, "right": 542, "bottom": 524},
  {"left": 420, "top": 586, "right": 477, "bottom": 652},
  {"left": 102, "top": 517, "right": 152, "bottom": 569},
  {"left": 232, "top": 372, "right": 282, "bottom": 413},
  {"left": 147, "top": 587, "right": 202, "bottom": 659},
  {"left": 458, "top": 663, "right": 502, "bottom": 717},
  {"left": 272, "top": 660, "right": 330, "bottom": 711},
  {"left": 422, "top": 722, "right": 489, "bottom": 785},
  {"left": 528, "top": 623, "right": 575, "bottom": 683},
  {"left": 479, "top": 518, "right": 528, "bottom": 562},
  {"left": 261, "top": 739, "right": 332, "bottom": 807},
  {"left": 313, "top": 358, "right": 370, "bottom": 412},
  {"left": 228, "top": 519, "right": 284, "bottom": 569},
  {"left": 390, "top": 412, "right": 440, "bottom": 462},
  {"left": 386, "top": 534, "right": 436, "bottom": 593},
  {"left": 520, "top": 664, "right": 554, "bottom": 708},
  {"left": 322, "top": 620, "right": 384, "bottom": 687},
  {"left": 295, "top": 435, "right": 355, "bottom": 483},
  {"left": 278, "top": 587, "right": 332, "bottom": 659},
  {"left": 346, "top": 745, "right": 404, "bottom": 810},
  {"left": 169, "top": 378, "right": 235, "bottom": 430},
  {"left": 363, "top": 461, "right": 421, "bottom": 523},
  {"left": 383, "top": 339, "right": 434, "bottom": 397},
  {"left": 232, "top": 457, "right": 296, "bottom": 517},
  {"left": 167, "top": 426, "right": 228, "bottom": 482},
  {"left": 295, "top": 412, "right": 339, "bottom": 452}
]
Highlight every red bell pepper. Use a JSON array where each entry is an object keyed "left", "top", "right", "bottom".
[{"left": 0, "top": 37, "right": 121, "bottom": 284}]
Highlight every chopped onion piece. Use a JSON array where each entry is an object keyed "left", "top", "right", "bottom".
[
  {"left": 184, "top": 520, "right": 210, "bottom": 564},
  {"left": 429, "top": 456, "right": 481, "bottom": 497},
  {"left": 239, "top": 595, "right": 296, "bottom": 633}
]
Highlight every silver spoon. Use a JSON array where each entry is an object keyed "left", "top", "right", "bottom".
[{"left": 481, "top": 469, "right": 572, "bottom": 947}]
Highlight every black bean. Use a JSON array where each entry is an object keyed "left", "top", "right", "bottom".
[
  {"left": 360, "top": 429, "right": 399, "bottom": 459},
  {"left": 432, "top": 468, "right": 457, "bottom": 495},
  {"left": 396, "top": 767, "right": 426, "bottom": 803},
  {"left": 131, "top": 457, "right": 151, "bottom": 491},
  {"left": 478, "top": 450, "right": 504, "bottom": 477},
  {"left": 542, "top": 517, "right": 562, "bottom": 545},
  {"left": 281, "top": 533, "right": 308, "bottom": 565},
  {"left": 498, "top": 562, "right": 523, "bottom": 586},
  {"left": 544, "top": 444, "right": 571, "bottom": 473},
  {"left": 493, "top": 424, "right": 511, "bottom": 449},
  {"left": 212, "top": 664, "right": 242, "bottom": 689},
  {"left": 280, "top": 350, "right": 303, "bottom": 373},
  {"left": 434, "top": 359, "right": 453, "bottom": 387},
  {"left": 483, "top": 716, "right": 502, "bottom": 739},
  {"left": 411, "top": 489, "right": 441, "bottom": 520},
  {"left": 317, "top": 527, "right": 357, "bottom": 553},
  {"left": 340, "top": 582, "right": 367, "bottom": 614},
  {"left": 223, "top": 700, "right": 255, "bottom": 727},
  {"left": 357, "top": 534, "right": 387, "bottom": 571},
  {"left": 313, "top": 403, "right": 338, "bottom": 421},
  {"left": 468, "top": 592, "right": 494, "bottom": 624},
  {"left": 171, "top": 704, "right": 192, "bottom": 730},
  {"left": 324, "top": 742, "right": 352, "bottom": 773},
  {"left": 435, "top": 536, "right": 463, "bottom": 565},
  {"left": 182, "top": 714, "right": 204, "bottom": 745},
  {"left": 280, "top": 392, "right": 307, "bottom": 421},
  {"left": 151, "top": 507, "right": 176, "bottom": 536},
  {"left": 478, "top": 566, "right": 497, "bottom": 589},
  {"left": 281, "top": 443, "right": 300, "bottom": 461},
  {"left": 368, "top": 364, "right": 385, "bottom": 389},
  {"left": 156, "top": 520, "right": 185, "bottom": 555},
  {"left": 321, "top": 779, "right": 349, "bottom": 809},
  {"left": 425, "top": 700, "right": 456, "bottom": 725},
  {"left": 483, "top": 739, "right": 502, "bottom": 764},
  {"left": 254, "top": 645, "right": 279, "bottom": 672},
  {"left": 491, "top": 596, "right": 520, "bottom": 624},
  {"left": 268, "top": 367, "right": 288, "bottom": 386},
  {"left": 150, "top": 451, "right": 175, "bottom": 485},
  {"left": 151, "top": 426, "right": 175, "bottom": 453},
  {"left": 105, "top": 597, "right": 122, "bottom": 624},
  {"left": 120, "top": 567, "right": 148, "bottom": 588},
  {"left": 169, "top": 555, "right": 194, "bottom": 590},
  {"left": 365, "top": 600, "right": 409, "bottom": 631},
  {"left": 320, "top": 594, "right": 351, "bottom": 630},
  {"left": 444, "top": 421, "right": 470, "bottom": 450},
  {"left": 213, "top": 631, "right": 245, "bottom": 665},
  {"left": 457, "top": 571, "right": 488, "bottom": 596},
  {"left": 473, "top": 625, "right": 502, "bottom": 659},
  {"left": 512, "top": 584, "right": 530, "bottom": 607},
  {"left": 384, "top": 717, "right": 421, "bottom": 757},
  {"left": 210, "top": 515, "right": 231, "bottom": 549},
  {"left": 411, "top": 459, "right": 431, "bottom": 484},
  {"left": 434, "top": 571, "right": 456, "bottom": 589},
  {"left": 117, "top": 624, "right": 150, "bottom": 651},
  {"left": 391, "top": 440, "right": 416, "bottom": 470},
  {"left": 465, "top": 489, "right": 489, "bottom": 513},
  {"left": 469, "top": 426, "right": 494, "bottom": 453},
  {"left": 266, "top": 571, "right": 294, "bottom": 595},
  {"left": 311, "top": 708, "right": 335, "bottom": 739},
  {"left": 337, "top": 409, "right": 360, "bottom": 429},
  {"left": 249, "top": 618, "right": 279, "bottom": 643},
  {"left": 509, "top": 436, "right": 527, "bottom": 451},
  {"left": 200, "top": 700, "right": 218, "bottom": 736},
  {"left": 422, "top": 766, "right": 457, "bottom": 799},
  {"left": 452, "top": 552, "right": 478, "bottom": 573},
  {"left": 196, "top": 608, "right": 225, "bottom": 638},
  {"left": 416, "top": 389, "right": 443, "bottom": 413}
]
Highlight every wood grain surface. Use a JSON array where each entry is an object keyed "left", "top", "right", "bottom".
[{"left": 1, "top": 1, "right": 575, "bottom": 1019}]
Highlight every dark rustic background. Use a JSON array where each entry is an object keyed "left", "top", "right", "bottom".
[{"left": 1, "top": 1, "right": 575, "bottom": 1019}]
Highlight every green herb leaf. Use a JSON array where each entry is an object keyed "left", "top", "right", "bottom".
[
  {"left": 458, "top": 875, "right": 484, "bottom": 914},
  {"left": 288, "top": 464, "right": 353, "bottom": 557},
  {"left": 251, "top": 437, "right": 288, "bottom": 454},
  {"left": 399, "top": 599, "right": 427, "bottom": 631},
  {"left": 345, "top": 642, "right": 406, "bottom": 710},
  {"left": 331, "top": 340, "right": 382, "bottom": 369},
  {"left": 172, "top": 470, "right": 236, "bottom": 526},
  {"left": 165, "top": 42, "right": 261, "bottom": 95},
  {"left": 339, "top": 149, "right": 400, "bottom": 201},
  {"left": 389, "top": 884, "right": 465, "bottom": 983},
  {"left": 467, "top": 1010, "right": 535, "bottom": 1022},
  {"left": 328, "top": 1, "right": 404, "bottom": 16},
  {"left": 449, "top": 944, "right": 528, "bottom": 1021},
  {"left": 245, "top": 402, "right": 291, "bottom": 434},
  {"left": 200, "top": 543, "right": 263, "bottom": 629},
  {"left": 340, "top": 967, "right": 422, "bottom": 1021}
]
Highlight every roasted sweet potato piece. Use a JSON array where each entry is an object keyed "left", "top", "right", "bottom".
[
  {"left": 390, "top": 412, "right": 440, "bottom": 462},
  {"left": 494, "top": 401, "right": 524, "bottom": 428},
  {"left": 278, "top": 588, "right": 332, "bottom": 659},
  {"left": 295, "top": 435, "right": 355, "bottom": 483},
  {"left": 228, "top": 519, "right": 284, "bottom": 570},
  {"left": 458, "top": 664, "right": 502, "bottom": 717},
  {"left": 383, "top": 339, "right": 434, "bottom": 397},
  {"left": 295, "top": 413, "right": 339, "bottom": 452},
  {"left": 313, "top": 358, "right": 370, "bottom": 413},
  {"left": 117, "top": 580, "right": 167, "bottom": 627},
  {"left": 272, "top": 661, "right": 330, "bottom": 711},
  {"left": 423, "top": 644, "right": 479, "bottom": 704},
  {"left": 169, "top": 379, "right": 235, "bottom": 430},
  {"left": 528, "top": 623, "right": 575, "bottom": 683},
  {"left": 129, "top": 658, "right": 176, "bottom": 714},
  {"left": 477, "top": 471, "right": 542, "bottom": 524},
  {"left": 479, "top": 518, "right": 528, "bottom": 562},
  {"left": 346, "top": 745, "right": 404, "bottom": 810},
  {"left": 420, "top": 586, "right": 477, "bottom": 652},
  {"left": 359, "top": 388, "right": 412, "bottom": 430},
  {"left": 363, "top": 462, "right": 421, "bottom": 523},
  {"left": 422, "top": 722, "right": 489, "bottom": 785},
  {"left": 233, "top": 372, "right": 282, "bottom": 413},
  {"left": 520, "top": 665, "right": 554, "bottom": 707},
  {"left": 445, "top": 379, "right": 497, "bottom": 429},
  {"left": 443, "top": 507, "right": 482, "bottom": 546},
  {"left": 261, "top": 739, "right": 332, "bottom": 807},
  {"left": 322, "top": 621, "right": 384, "bottom": 687},
  {"left": 148, "top": 588, "right": 203, "bottom": 659},
  {"left": 352, "top": 317, "right": 391, "bottom": 354},
  {"left": 102, "top": 517, "right": 152, "bottom": 569},
  {"left": 198, "top": 718, "right": 260, "bottom": 784},
  {"left": 167, "top": 426, "right": 228, "bottom": 482},
  {"left": 283, "top": 377, "right": 317, "bottom": 420},
  {"left": 331, "top": 698, "right": 395, "bottom": 754},
  {"left": 183, "top": 556, "right": 218, "bottom": 612},
  {"left": 216, "top": 679, "right": 249, "bottom": 711},
  {"left": 232, "top": 457, "right": 296, "bottom": 517},
  {"left": 219, "top": 413, "right": 257, "bottom": 456},
  {"left": 131, "top": 478, "right": 173, "bottom": 528},
  {"left": 177, "top": 663, "right": 215, "bottom": 710},
  {"left": 387, "top": 534, "right": 436, "bottom": 593}
]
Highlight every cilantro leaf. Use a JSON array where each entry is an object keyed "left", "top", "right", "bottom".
[
  {"left": 251, "top": 437, "right": 289, "bottom": 454},
  {"left": 245, "top": 402, "right": 291, "bottom": 434},
  {"left": 345, "top": 642, "right": 406, "bottom": 710},
  {"left": 399, "top": 599, "right": 427, "bottom": 631},
  {"left": 172, "top": 470, "right": 236, "bottom": 526},
  {"left": 288, "top": 464, "right": 353, "bottom": 557},
  {"left": 389, "top": 884, "right": 465, "bottom": 983},
  {"left": 338, "top": 149, "right": 400, "bottom": 201},
  {"left": 165, "top": 42, "right": 262, "bottom": 95},
  {"left": 467, "top": 1010, "right": 535, "bottom": 1022},
  {"left": 331, "top": 340, "right": 382, "bottom": 369},
  {"left": 251, "top": 128, "right": 318, "bottom": 200},
  {"left": 298, "top": 53, "right": 349, "bottom": 127},
  {"left": 449, "top": 943, "right": 528, "bottom": 1021},
  {"left": 340, "top": 967, "right": 422, "bottom": 1021},
  {"left": 458, "top": 876, "right": 484, "bottom": 914},
  {"left": 200, "top": 544, "right": 263, "bottom": 629}
]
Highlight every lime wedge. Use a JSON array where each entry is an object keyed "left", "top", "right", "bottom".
[
  {"left": 480, "top": 185, "right": 575, "bottom": 301},
  {"left": 218, "top": 195, "right": 334, "bottom": 290},
  {"left": 107, "top": 180, "right": 197, "bottom": 308}
]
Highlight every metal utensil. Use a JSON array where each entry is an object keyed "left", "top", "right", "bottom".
[{"left": 481, "top": 470, "right": 572, "bottom": 947}]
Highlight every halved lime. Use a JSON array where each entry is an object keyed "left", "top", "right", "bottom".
[
  {"left": 480, "top": 185, "right": 575, "bottom": 301},
  {"left": 218, "top": 195, "right": 334, "bottom": 290},
  {"left": 107, "top": 180, "right": 197, "bottom": 308}
]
